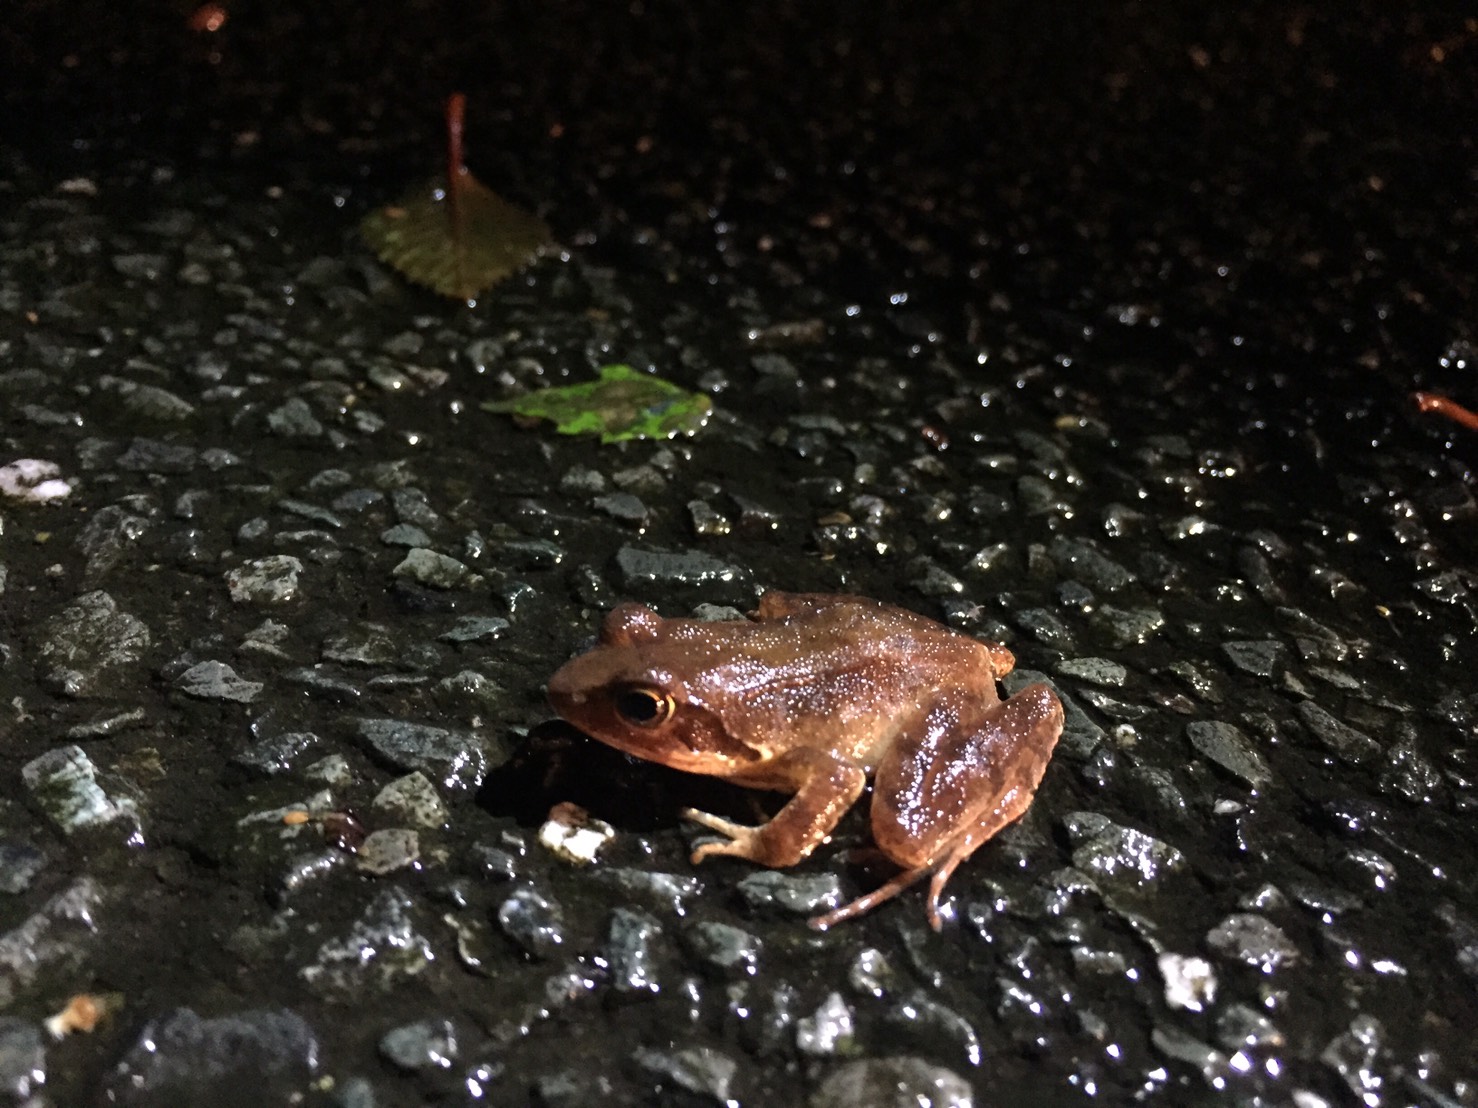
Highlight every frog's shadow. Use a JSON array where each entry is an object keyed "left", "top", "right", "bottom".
[{"left": 477, "top": 718, "right": 774, "bottom": 833}]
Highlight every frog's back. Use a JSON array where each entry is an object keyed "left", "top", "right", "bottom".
[{"left": 673, "top": 593, "right": 1005, "bottom": 769}]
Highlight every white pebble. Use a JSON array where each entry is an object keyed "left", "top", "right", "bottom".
[{"left": 0, "top": 459, "right": 74, "bottom": 503}]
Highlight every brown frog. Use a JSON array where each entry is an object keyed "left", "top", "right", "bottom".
[{"left": 547, "top": 590, "right": 1065, "bottom": 930}]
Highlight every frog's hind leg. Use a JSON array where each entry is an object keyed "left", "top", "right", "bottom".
[
  {"left": 807, "top": 859, "right": 934, "bottom": 930},
  {"left": 814, "top": 683, "right": 1063, "bottom": 931}
]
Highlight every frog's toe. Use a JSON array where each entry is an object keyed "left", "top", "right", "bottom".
[
  {"left": 683, "top": 807, "right": 762, "bottom": 863},
  {"left": 681, "top": 806, "right": 749, "bottom": 837}
]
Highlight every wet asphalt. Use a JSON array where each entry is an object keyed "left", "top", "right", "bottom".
[{"left": 1, "top": 2, "right": 1476, "bottom": 1105}]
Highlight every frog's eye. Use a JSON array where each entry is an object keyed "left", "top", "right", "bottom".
[{"left": 614, "top": 686, "right": 675, "bottom": 728}]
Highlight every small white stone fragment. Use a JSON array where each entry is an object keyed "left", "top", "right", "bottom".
[
  {"left": 0, "top": 459, "right": 73, "bottom": 503},
  {"left": 537, "top": 802, "right": 615, "bottom": 864},
  {"left": 1159, "top": 951, "right": 1218, "bottom": 1011}
]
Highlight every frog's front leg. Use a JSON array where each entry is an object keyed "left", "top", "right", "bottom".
[
  {"left": 684, "top": 747, "right": 867, "bottom": 869},
  {"left": 812, "top": 682, "right": 1063, "bottom": 930}
]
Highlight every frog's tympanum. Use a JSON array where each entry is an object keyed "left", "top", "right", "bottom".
[{"left": 547, "top": 591, "right": 1065, "bottom": 930}]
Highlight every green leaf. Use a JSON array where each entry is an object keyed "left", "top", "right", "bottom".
[
  {"left": 360, "top": 172, "right": 552, "bottom": 300},
  {"left": 482, "top": 365, "right": 712, "bottom": 443}
]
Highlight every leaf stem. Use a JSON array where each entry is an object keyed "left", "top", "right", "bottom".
[
  {"left": 1414, "top": 391, "right": 1478, "bottom": 431},
  {"left": 446, "top": 92, "right": 468, "bottom": 231}
]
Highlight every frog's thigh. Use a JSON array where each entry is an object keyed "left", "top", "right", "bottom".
[{"left": 870, "top": 683, "right": 1063, "bottom": 869}]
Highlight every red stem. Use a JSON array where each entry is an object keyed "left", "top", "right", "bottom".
[
  {"left": 445, "top": 92, "right": 467, "bottom": 229},
  {"left": 1413, "top": 391, "right": 1478, "bottom": 431}
]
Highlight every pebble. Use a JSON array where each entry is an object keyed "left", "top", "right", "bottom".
[
  {"left": 372, "top": 773, "right": 447, "bottom": 829},
  {"left": 1295, "top": 702, "right": 1381, "bottom": 764},
  {"left": 107, "top": 378, "right": 195, "bottom": 421},
  {"left": 0, "top": 842, "right": 48, "bottom": 895},
  {"left": 231, "top": 731, "right": 323, "bottom": 776},
  {"left": 389, "top": 488, "right": 443, "bottom": 530},
  {"left": 1057, "top": 657, "right": 1127, "bottom": 687},
  {"left": 908, "top": 558, "right": 965, "bottom": 596},
  {"left": 1215, "top": 1003, "right": 1284, "bottom": 1052},
  {"left": 1016, "top": 474, "right": 1068, "bottom": 515},
  {"left": 537, "top": 806, "right": 615, "bottom": 864},
  {"left": 1320, "top": 1015, "right": 1385, "bottom": 1103},
  {"left": 116, "top": 438, "right": 197, "bottom": 474},
  {"left": 1158, "top": 952, "right": 1217, "bottom": 1012},
  {"left": 75, "top": 505, "right": 151, "bottom": 585},
  {"left": 21, "top": 746, "right": 141, "bottom": 841},
  {"left": 0, "top": 879, "right": 105, "bottom": 1007},
  {"left": 687, "top": 499, "right": 731, "bottom": 536},
  {"left": 103, "top": 1007, "right": 319, "bottom": 1103},
  {"left": 1061, "top": 812, "right": 1186, "bottom": 888},
  {"left": 795, "top": 992, "right": 855, "bottom": 1056},
  {"left": 604, "top": 908, "right": 663, "bottom": 995},
  {"left": 225, "top": 555, "right": 305, "bottom": 605},
  {"left": 1205, "top": 912, "right": 1301, "bottom": 972},
  {"left": 593, "top": 491, "right": 650, "bottom": 527},
  {"left": 736, "top": 871, "right": 844, "bottom": 918},
  {"left": 266, "top": 397, "right": 324, "bottom": 438},
  {"left": 559, "top": 465, "right": 606, "bottom": 495},
  {"left": 682, "top": 921, "right": 761, "bottom": 980},
  {"left": 391, "top": 548, "right": 480, "bottom": 589},
  {"left": 301, "top": 889, "right": 435, "bottom": 995},
  {"left": 496, "top": 887, "right": 565, "bottom": 960},
  {"left": 632, "top": 1044, "right": 737, "bottom": 1105},
  {"left": 175, "top": 660, "right": 263, "bottom": 702},
  {"left": 532, "top": 1070, "right": 616, "bottom": 1106},
  {"left": 808, "top": 1057, "right": 974, "bottom": 1108},
  {"left": 65, "top": 707, "right": 148, "bottom": 743},
  {"left": 1186, "top": 720, "right": 1272, "bottom": 788},
  {"left": 1049, "top": 537, "right": 1135, "bottom": 591},
  {"left": 594, "top": 869, "right": 703, "bottom": 915},
  {"left": 321, "top": 622, "right": 399, "bottom": 666},
  {"left": 381, "top": 522, "right": 433, "bottom": 547},
  {"left": 1221, "top": 639, "right": 1287, "bottom": 678},
  {"left": 0, "top": 458, "right": 73, "bottom": 503},
  {"left": 438, "top": 615, "right": 509, "bottom": 643},
  {"left": 354, "top": 717, "right": 503, "bottom": 791},
  {"left": 379, "top": 1018, "right": 458, "bottom": 1071},
  {"left": 354, "top": 829, "right": 421, "bottom": 876},
  {"left": 1091, "top": 605, "right": 1165, "bottom": 648},
  {"left": 847, "top": 947, "right": 900, "bottom": 999},
  {"left": 1013, "top": 607, "right": 1074, "bottom": 649},
  {"left": 615, "top": 544, "right": 747, "bottom": 589},
  {"left": 0, "top": 1017, "right": 45, "bottom": 1100},
  {"left": 1150, "top": 1023, "right": 1229, "bottom": 1085},
  {"left": 34, "top": 590, "right": 151, "bottom": 698},
  {"left": 329, "top": 487, "right": 383, "bottom": 514}
]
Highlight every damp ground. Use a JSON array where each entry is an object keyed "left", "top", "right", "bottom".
[{"left": 0, "top": 3, "right": 1475, "bottom": 1106}]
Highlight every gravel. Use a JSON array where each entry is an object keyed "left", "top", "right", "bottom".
[{"left": 1, "top": 0, "right": 1474, "bottom": 1103}]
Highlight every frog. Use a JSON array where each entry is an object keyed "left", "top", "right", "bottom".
[{"left": 546, "top": 590, "right": 1065, "bottom": 930}]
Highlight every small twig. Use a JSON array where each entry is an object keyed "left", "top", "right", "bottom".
[{"left": 1413, "top": 391, "right": 1478, "bottom": 431}]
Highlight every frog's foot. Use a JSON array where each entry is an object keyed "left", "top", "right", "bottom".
[{"left": 683, "top": 807, "right": 766, "bottom": 865}]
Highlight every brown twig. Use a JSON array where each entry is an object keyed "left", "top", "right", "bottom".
[{"left": 1413, "top": 391, "right": 1478, "bottom": 431}]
